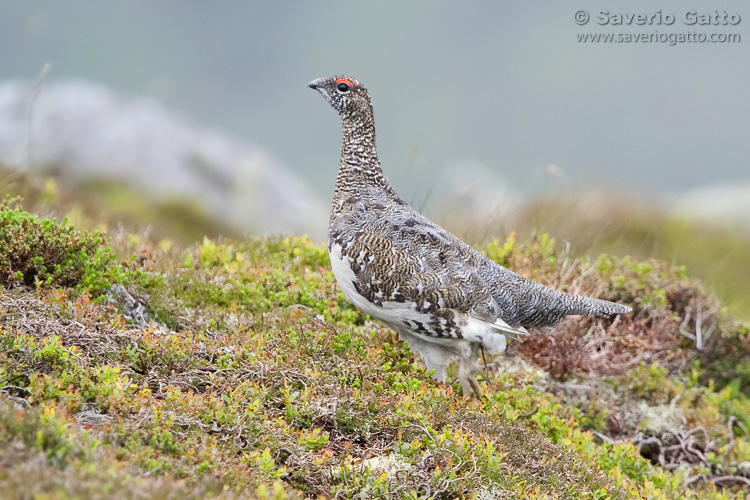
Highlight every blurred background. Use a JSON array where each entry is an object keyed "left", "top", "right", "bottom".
[{"left": 0, "top": 1, "right": 748, "bottom": 317}]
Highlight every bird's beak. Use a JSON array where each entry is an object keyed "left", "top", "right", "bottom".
[{"left": 308, "top": 78, "right": 323, "bottom": 90}]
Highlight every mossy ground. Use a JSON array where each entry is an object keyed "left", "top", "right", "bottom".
[{"left": 1, "top": 203, "right": 750, "bottom": 499}]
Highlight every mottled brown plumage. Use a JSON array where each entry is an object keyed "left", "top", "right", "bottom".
[{"left": 309, "top": 75, "right": 631, "bottom": 395}]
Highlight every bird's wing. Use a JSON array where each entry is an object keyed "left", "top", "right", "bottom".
[{"left": 337, "top": 217, "right": 528, "bottom": 340}]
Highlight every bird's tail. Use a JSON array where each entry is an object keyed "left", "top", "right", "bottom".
[
  {"left": 563, "top": 293, "right": 632, "bottom": 319},
  {"left": 516, "top": 282, "right": 632, "bottom": 328}
]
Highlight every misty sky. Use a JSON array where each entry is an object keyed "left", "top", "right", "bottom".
[{"left": 2, "top": 1, "right": 748, "bottom": 201}]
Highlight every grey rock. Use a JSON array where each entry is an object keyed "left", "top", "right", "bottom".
[
  {"left": 104, "top": 284, "right": 151, "bottom": 328},
  {"left": 0, "top": 79, "right": 326, "bottom": 237}
]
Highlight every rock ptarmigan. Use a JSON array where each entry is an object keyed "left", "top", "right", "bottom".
[{"left": 309, "top": 75, "right": 631, "bottom": 396}]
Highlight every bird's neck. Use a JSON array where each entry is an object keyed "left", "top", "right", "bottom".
[{"left": 335, "top": 112, "right": 397, "bottom": 199}]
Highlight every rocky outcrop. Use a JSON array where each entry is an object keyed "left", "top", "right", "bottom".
[{"left": 0, "top": 79, "right": 327, "bottom": 237}]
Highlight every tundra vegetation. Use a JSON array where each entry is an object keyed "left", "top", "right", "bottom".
[{"left": 1, "top": 192, "right": 749, "bottom": 499}]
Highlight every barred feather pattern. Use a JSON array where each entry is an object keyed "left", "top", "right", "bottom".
[{"left": 309, "top": 75, "right": 631, "bottom": 395}]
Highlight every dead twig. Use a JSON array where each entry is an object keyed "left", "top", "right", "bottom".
[
  {"left": 518, "top": 404, "right": 540, "bottom": 419},
  {"left": 712, "top": 475, "right": 750, "bottom": 487}
]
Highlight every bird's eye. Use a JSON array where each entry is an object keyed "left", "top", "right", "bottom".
[{"left": 336, "top": 79, "right": 353, "bottom": 93}]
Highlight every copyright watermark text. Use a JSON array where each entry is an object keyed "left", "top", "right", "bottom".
[
  {"left": 574, "top": 10, "right": 741, "bottom": 26},
  {"left": 574, "top": 9, "right": 742, "bottom": 45}
]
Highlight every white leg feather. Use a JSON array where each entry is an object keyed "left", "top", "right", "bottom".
[
  {"left": 397, "top": 331, "right": 454, "bottom": 382},
  {"left": 458, "top": 344, "right": 482, "bottom": 396}
]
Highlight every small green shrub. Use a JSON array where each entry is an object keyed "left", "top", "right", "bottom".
[{"left": 0, "top": 198, "right": 128, "bottom": 294}]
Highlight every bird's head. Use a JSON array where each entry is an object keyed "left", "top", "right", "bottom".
[{"left": 308, "top": 75, "right": 372, "bottom": 120}]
